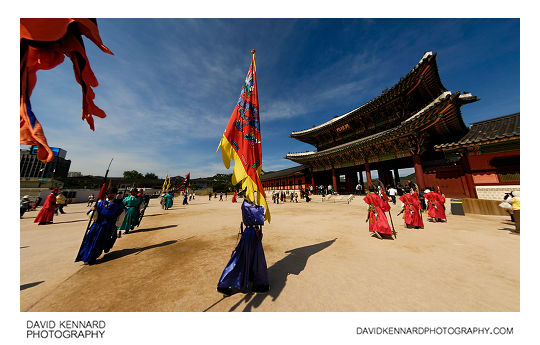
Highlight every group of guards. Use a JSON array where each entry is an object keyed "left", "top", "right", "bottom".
[
  {"left": 25, "top": 187, "right": 149, "bottom": 265},
  {"left": 363, "top": 184, "right": 447, "bottom": 239},
  {"left": 28, "top": 182, "right": 447, "bottom": 298},
  {"left": 75, "top": 187, "right": 152, "bottom": 264}
]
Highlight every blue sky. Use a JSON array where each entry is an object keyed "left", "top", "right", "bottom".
[{"left": 27, "top": 18, "right": 519, "bottom": 178}]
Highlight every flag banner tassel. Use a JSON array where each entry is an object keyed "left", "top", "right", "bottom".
[
  {"left": 217, "top": 50, "right": 270, "bottom": 222},
  {"left": 218, "top": 135, "right": 270, "bottom": 222}
]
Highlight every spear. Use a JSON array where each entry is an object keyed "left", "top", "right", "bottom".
[
  {"left": 414, "top": 182, "right": 424, "bottom": 223},
  {"left": 437, "top": 185, "right": 446, "bottom": 211},
  {"left": 136, "top": 192, "right": 150, "bottom": 228},
  {"left": 75, "top": 158, "right": 113, "bottom": 261},
  {"left": 387, "top": 204, "right": 397, "bottom": 239},
  {"left": 380, "top": 181, "right": 397, "bottom": 239}
]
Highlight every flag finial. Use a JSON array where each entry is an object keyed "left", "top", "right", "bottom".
[{"left": 251, "top": 49, "right": 256, "bottom": 54}]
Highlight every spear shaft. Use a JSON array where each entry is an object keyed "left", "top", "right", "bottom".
[
  {"left": 75, "top": 158, "right": 113, "bottom": 261},
  {"left": 380, "top": 182, "right": 397, "bottom": 239}
]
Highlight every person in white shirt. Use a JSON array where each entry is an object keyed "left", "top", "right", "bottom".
[
  {"left": 356, "top": 183, "right": 362, "bottom": 195},
  {"left": 387, "top": 186, "right": 397, "bottom": 204},
  {"left": 503, "top": 192, "right": 515, "bottom": 222}
]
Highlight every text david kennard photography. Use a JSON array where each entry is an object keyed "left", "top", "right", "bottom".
[{"left": 27, "top": 320, "right": 106, "bottom": 339}]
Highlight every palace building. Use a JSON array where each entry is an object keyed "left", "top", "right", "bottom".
[{"left": 260, "top": 52, "right": 520, "bottom": 199}]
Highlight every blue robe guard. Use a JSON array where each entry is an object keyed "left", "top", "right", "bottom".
[
  {"left": 76, "top": 199, "right": 125, "bottom": 263},
  {"left": 217, "top": 200, "right": 270, "bottom": 295}
]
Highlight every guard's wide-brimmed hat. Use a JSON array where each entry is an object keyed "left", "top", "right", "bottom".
[{"left": 23, "top": 195, "right": 30, "bottom": 199}]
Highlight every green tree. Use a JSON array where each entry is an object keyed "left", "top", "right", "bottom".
[
  {"left": 123, "top": 170, "right": 144, "bottom": 180},
  {"left": 144, "top": 172, "right": 158, "bottom": 179}
]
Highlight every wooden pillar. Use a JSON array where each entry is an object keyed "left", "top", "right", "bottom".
[
  {"left": 359, "top": 169, "right": 364, "bottom": 193},
  {"left": 393, "top": 167, "right": 400, "bottom": 187},
  {"left": 311, "top": 173, "right": 315, "bottom": 188},
  {"left": 413, "top": 154, "right": 426, "bottom": 190},
  {"left": 345, "top": 171, "right": 355, "bottom": 194},
  {"left": 331, "top": 167, "right": 338, "bottom": 193},
  {"left": 365, "top": 162, "right": 372, "bottom": 186},
  {"left": 387, "top": 170, "right": 393, "bottom": 186},
  {"left": 462, "top": 152, "right": 478, "bottom": 198},
  {"left": 378, "top": 169, "right": 391, "bottom": 186}
]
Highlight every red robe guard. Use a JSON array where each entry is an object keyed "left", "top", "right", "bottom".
[
  {"left": 363, "top": 192, "right": 393, "bottom": 236},
  {"left": 34, "top": 189, "right": 58, "bottom": 224},
  {"left": 399, "top": 192, "right": 424, "bottom": 228},
  {"left": 425, "top": 191, "right": 447, "bottom": 221}
]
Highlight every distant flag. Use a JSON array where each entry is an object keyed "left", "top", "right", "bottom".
[
  {"left": 20, "top": 19, "right": 113, "bottom": 163},
  {"left": 162, "top": 172, "right": 169, "bottom": 193},
  {"left": 175, "top": 173, "right": 190, "bottom": 191},
  {"left": 217, "top": 50, "right": 270, "bottom": 222}
]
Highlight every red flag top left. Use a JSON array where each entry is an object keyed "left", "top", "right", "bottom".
[{"left": 20, "top": 18, "right": 113, "bottom": 162}]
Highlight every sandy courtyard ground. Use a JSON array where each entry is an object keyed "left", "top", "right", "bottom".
[{"left": 20, "top": 195, "right": 519, "bottom": 312}]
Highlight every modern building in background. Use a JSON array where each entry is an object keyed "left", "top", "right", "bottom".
[{"left": 20, "top": 146, "right": 71, "bottom": 178}]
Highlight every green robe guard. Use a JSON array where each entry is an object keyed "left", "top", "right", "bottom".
[
  {"left": 118, "top": 195, "right": 143, "bottom": 231},
  {"left": 163, "top": 193, "right": 174, "bottom": 210}
]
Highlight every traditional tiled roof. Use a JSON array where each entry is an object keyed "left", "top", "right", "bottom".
[
  {"left": 434, "top": 113, "right": 520, "bottom": 150},
  {"left": 261, "top": 165, "right": 308, "bottom": 180},
  {"left": 286, "top": 92, "right": 476, "bottom": 163},
  {"left": 291, "top": 51, "right": 444, "bottom": 139}
]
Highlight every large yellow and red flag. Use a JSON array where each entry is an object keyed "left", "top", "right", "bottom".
[{"left": 218, "top": 50, "right": 270, "bottom": 222}]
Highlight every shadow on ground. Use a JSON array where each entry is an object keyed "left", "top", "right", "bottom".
[
  {"left": 21, "top": 281, "right": 44, "bottom": 291},
  {"left": 140, "top": 214, "right": 164, "bottom": 218},
  {"left": 129, "top": 224, "right": 178, "bottom": 234},
  {"left": 498, "top": 227, "right": 519, "bottom": 234},
  {"left": 51, "top": 219, "right": 88, "bottom": 225},
  {"left": 227, "top": 238, "right": 337, "bottom": 312},
  {"left": 95, "top": 240, "right": 178, "bottom": 264}
]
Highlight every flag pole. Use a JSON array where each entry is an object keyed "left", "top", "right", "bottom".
[
  {"left": 75, "top": 158, "right": 113, "bottom": 261},
  {"left": 251, "top": 49, "right": 256, "bottom": 72},
  {"left": 251, "top": 49, "right": 259, "bottom": 206}
]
